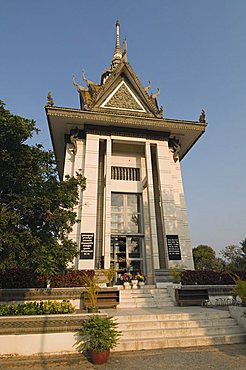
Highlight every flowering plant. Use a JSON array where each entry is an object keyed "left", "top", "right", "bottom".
[
  {"left": 120, "top": 272, "right": 132, "bottom": 283},
  {"left": 134, "top": 272, "right": 145, "bottom": 282}
]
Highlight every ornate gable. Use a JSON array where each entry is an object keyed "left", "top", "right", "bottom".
[
  {"left": 101, "top": 81, "right": 146, "bottom": 112},
  {"left": 73, "top": 21, "right": 163, "bottom": 118}
]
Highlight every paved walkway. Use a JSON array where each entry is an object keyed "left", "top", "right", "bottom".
[{"left": 0, "top": 344, "right": 246, "bottom": 369}]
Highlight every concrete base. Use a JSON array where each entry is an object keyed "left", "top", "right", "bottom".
[{"left": 229, "top": 306, "right": 246, "bottom": 332}]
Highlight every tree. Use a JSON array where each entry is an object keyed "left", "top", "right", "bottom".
[
  {"left": 192, "top": 245, "right": 224, "bottom": 271},
  {"left": 220, "top": 244, "right": 245, "bottom": 271},
  {"left": 240, "top": 238, "right": 246, "bottom": 254},
  {"left": 0, "top": 101, "right": 86, "bottom": 276}
]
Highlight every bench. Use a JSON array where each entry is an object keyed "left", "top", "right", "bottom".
[
  {"left": 83, "top": 288, "right": 120, "bottom": 309},
  {"left": 175, "top": 288, "right": 209, "bottom": 306}
]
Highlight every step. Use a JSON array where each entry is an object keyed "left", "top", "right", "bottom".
[
  {"left": 120, "top": 325, "right": 243, "bottom": 339},
  {"left": 114, "top": 333, "right": 246, "bottom": 351},
  {"left": 119, "top": 298, "right": 155, "bottom": 303},
  {"left": 117, "top": 318, "right": 238, "bottom": 330},
  {"left": 114, "top": 311, "right": 231, "bottom": 323},
  {"left": 117, "top": 302, "right": 159, "bottom": 308},
  {"left": 120, "top": 293, "right": 153, "bottom": 298}
]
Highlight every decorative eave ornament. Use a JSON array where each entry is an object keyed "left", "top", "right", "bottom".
[
  {"left": 168, "top": 136, "right": 181, "bottom": 162},
  {"left": 72, "top": 74, "right": 87, "bottom": 93},
  {"left": 46, "top": 91, "right": 54, "bottom": 106},
  {"left": 199, "top": 109, "right": 206, "bottom": 123}
]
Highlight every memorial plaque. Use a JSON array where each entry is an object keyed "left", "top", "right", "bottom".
[
  {"left": 166, "top": 235, "right": 181, "bottom": 260},
  {"left": 80, "top": 233, "right": 94, "bottom": 259}
]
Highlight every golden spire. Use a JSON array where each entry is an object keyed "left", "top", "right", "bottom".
[{"left": 111, "top": 20, "right": 122, "bottom": 69}]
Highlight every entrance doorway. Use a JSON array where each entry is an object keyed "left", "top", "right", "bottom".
[{"left": 110, "top": 193, "right": 145, "bottom": 282}]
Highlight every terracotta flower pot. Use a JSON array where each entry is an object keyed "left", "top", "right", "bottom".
[{"left": 90, "top": 349, "right": 110, "bottom": 365}]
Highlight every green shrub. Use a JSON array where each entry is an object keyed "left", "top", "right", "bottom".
[
  {"left": 181, "top": 270, "right": 246, "bottom": 285},
  {"left": 0, "top": 301, "right": 75, "bottom": 316}
]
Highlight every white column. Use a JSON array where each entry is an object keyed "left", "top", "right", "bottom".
[
  {"left": 145, "top": 141, "right": 160, "bottom": 270},
  {"left": 171, "top": 158, "right": 194, "bottom": 269},
  {"left": 156, "top": 141, "right": 194, "bottom": 269},
  {"left": 78, "top": 134, "right": 99, "bottom": 270},
  {"left": 156, "top": 141, "right": 178, "bottom": 235},
  {"left": 103, "top": 138, "right": 112, "bottom": 269},
  {"left": 63, "top": 140, "right": 86, "bottom": 269},
  {"left": 63, "top": 143, "right": 74, "bottom": 179}
]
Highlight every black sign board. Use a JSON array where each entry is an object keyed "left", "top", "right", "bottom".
[
  {"left": 80, "top": 233, "right": 94, "bottom": 259},
  {"left": 166, "top": 235, "right": 181, "bottom": 260}
]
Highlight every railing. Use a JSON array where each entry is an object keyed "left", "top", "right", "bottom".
[{"left": 111, "top": 166, "right": 140, "bottom": 181}]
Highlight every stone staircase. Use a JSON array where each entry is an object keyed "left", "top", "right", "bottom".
[
  {"left": 114, "top": 309, "right": 246, "bottom": 351},
  {"left": 118, "top": 286, "right": 174, "bottom": 308}
]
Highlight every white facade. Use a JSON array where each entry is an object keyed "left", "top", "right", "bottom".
[
  {"left": 46, "top": 21, "right": 207, "bottom": 284},
  {"left": 62, "top": 132, "right": 195, "bottom": 283}
]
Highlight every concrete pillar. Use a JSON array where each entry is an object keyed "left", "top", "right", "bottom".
[
  {"left": 78, "top": 134, "right": 99, "bottom": 269},
  {"left": 156, "top": 141, "right": 194, "bottom": 269},
  {"left": 171, "top": 158, "right": 194, "bottom": 269},
  {"left": 145, "top": 141, "right": 160, "bottom": 270},
  {"left": 103, "top": 138, "right": 112, "bottom": 269}
]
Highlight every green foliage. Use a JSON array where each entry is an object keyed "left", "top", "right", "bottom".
[
  {"left": 228, "top": 273, "right": 246, "bottom": 301},
  {"left": 0, "top": 300, "right": 75, "bottom": 316},
  {"left": 220, "top": 245, "right": 245, "bottom": 271},
  {"left": 81, "top": 273, "right": 100, "bottom": 308},
  {"left": 192, "top": 245, "right": 224, "bottom": 271},
  {"left": 169, "top": 267, "right": 181, "bottom": 283},
  {"left": 102, "top": 266, "right": 116, "bottom": 284},
  {"left": 0, "top": 269, "right": 95, "bottom": 289},
  {"left": 181, "top": 270, "right": 246, "bottom": 285},
  {"left": 76, "top": 315, "right": 121, "bottom": 352},
  {"left": 0, "top": 101, "right": 86, "bottom": 275},
  {"left": 240, "top": 238, "right": 246, "bottom": 254}
]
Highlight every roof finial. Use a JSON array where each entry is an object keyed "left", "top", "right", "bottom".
[{"left": 111, "top": 19, "right": 122, "bottom": 69}]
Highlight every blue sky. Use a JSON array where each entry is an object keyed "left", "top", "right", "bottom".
[{"left": 1, "top": 0, "right": 246, "bottom": 254}]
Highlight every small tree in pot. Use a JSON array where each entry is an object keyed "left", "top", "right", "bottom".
[
  {"left": 102, "top": 265, "right": 116, "bottom": 287},
  {"left": 76, "top": 315, "right": 121, "bottom": 365},
  {"left": 81, "top": 272, "right": 100, "bottom": 313}
]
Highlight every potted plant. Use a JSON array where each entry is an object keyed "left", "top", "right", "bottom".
[
  {"left": 102, "top": 265, "right": 116, "bottom": 287},
  {"left": 135, "top": 272, "right": 146, "bottom": 288},
  {"left": 81, "top": 272, "right": 100, "bottom": 313},
  {"left": 76, "top": 315, "right": 121, "bottom": 365},
  {"left": 120, "top": 272, "right": 132, "bottom": 289}
]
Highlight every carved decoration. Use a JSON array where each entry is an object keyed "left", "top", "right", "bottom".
[
  {"left": 144, "top": 80, "right": 152, "bottom": 93},
  {"left": 159, "top": 105, "right": 164, "bottom": 117},
  {"left": 47, "top": 91, "right": 54, "bottom": 106},
  {"left": 168, "top": 136, "right": 181, "bottom": 162},
  {"left": 151, "top": 87, "right": 160, "bottom": 99},
  {"left": 72, "top": 74, "right": 87, "bottom": 93},
  {"left": 69, "top": 127, "right": 79, "bottom": 155},
  {"left": 104, "top": 83, "right": 143, "bottom": 111},
  {"left": 199, "top": 109, "right": 206, "bottom": 123}
]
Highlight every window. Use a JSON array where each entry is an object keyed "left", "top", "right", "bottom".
[
  {"left": 111, "top": 193, "right": 142, "bottom": 234},
  {"left": 111, "top": 166, "right": 140, "bottom": 181}
]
